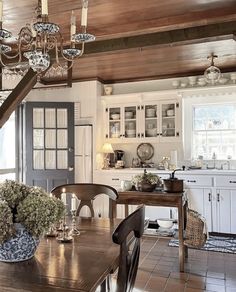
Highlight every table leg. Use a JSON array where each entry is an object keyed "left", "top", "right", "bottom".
[
  {"left": 184, "top": 201, "right": 188, "bottom": 258},
  {"left": 125, "top": 204, "right": 129, "bottom": 217},
  {"left": 178, "top": 202, "right": 185, "bottom": 272},
  {"left": 110, "top": 199, "right": 117, "bottom": 219}
]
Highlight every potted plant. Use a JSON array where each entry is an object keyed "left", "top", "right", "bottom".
[
  {"left": 0, "top": 180, "right": 65, "bottom": 262},
  {"left": 131, "top": 170, "right": 161, "bottom": 192}
]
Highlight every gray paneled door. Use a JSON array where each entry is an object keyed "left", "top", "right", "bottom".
[{"left": 24, "top": 102, "right": 74, "bottom": 192}]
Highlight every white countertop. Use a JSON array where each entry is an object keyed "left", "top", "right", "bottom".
[{"left": 95, "top": 168, "right": 236, "bottom": 176}]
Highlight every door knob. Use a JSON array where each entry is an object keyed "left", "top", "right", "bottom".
[{"left": 68, "top": 147, "right": 74, "bottom": 152}]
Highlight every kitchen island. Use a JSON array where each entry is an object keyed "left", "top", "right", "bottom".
[{"left": 94, "top": 168, "right": 236, "bottom": 234}]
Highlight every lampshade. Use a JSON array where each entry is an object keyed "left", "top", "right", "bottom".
[
  {"left": 101, "top": 143, "right": 114, "bottom": 154},
  {"left": 204, "top": 54, "right": 221, "bottom": 85}
]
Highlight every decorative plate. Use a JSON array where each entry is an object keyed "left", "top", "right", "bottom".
[{"left": 137, "top": 143, "right": 154, "bottom": 162}]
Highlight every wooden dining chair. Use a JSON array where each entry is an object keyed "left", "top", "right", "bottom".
[
  {"left": 50, "top": 183, "right": 118, "bottom": 218},
  {"left": 111, "top": 205, "right": 145, "bottom": 292}
]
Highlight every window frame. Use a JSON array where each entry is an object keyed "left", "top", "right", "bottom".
[{"left": 183, "top": 92, "right": 236, "bottom": 161}]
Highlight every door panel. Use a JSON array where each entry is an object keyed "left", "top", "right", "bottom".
[{"left": 24, "top": 102, "right": 74, "bottom": 192}]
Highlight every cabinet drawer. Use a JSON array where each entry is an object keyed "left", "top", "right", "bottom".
[
  {"left": 177, "top": 175, "right": 213, "bottom": 187},
  {"left": 215, "top": 176, "right": 236, "bottom": 187}
]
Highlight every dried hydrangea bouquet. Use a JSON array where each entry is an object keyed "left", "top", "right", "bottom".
[{"left": 0, "top": 180, "right": 65, "bottom": 262}]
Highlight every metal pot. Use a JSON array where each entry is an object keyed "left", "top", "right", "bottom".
[
  {"left": 163, "top": 169, "right": 183, "bottom": 193},
  {"left": 163, "top": 179, "right": 183, "bottom": 193}
]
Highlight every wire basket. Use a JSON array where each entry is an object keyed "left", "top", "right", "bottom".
[{"left": 184, "top": 209, "right": 207, "bottom": 248}]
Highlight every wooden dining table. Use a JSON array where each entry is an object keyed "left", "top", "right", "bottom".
[
  {"left": 0, "top": 218, "right": 120, "bottom": 292},
  {"left": 111, "top": 190, "right": 188, "bottom": 272}
]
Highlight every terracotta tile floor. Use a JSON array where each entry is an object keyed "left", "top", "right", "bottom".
[{"left": 132, "top": 236, "right": 236, "bottom": 292}]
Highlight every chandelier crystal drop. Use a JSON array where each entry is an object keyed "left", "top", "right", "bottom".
[
  {"left": 204, "top": 54, "right": 221, "bottom": 85},
  {"left": 0, "top": 0, "right": 95, "bottom": 75}
]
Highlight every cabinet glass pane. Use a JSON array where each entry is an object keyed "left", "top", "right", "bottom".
[
  {"left": 124, "top": 106, "right": 136, "bottom": 138},
  {"left": 45, "top": 150, "right": 56, "bottom": 169},
  {"left": 45, "top": 129, "right": 56, "bottom": 149},
  {"left": 57, "top": 150, "right": 68, "bottom": 169},
  {"left": 33, "top": 150, "right": 44, "bottom": 169},
  {"left": 57, "top": 109, "right": 68, "bottom": 128},
  {"left": 109, "top": 108, "right": 121, "bottom": 121},
  {"left": 45, "top": 108, "right": 56, "bottom": 128},
  {"left": 162, "top": 103, "right": 175, "bottom": 137},
  {"left": 57, "top": 129, "right": 68, "bottom": 148},
  {"left": 33, "top": 129, "right": 44, "bottom": 149},
  {"left": 33, "top": 108, "right": 44, "bottom": 128},
  {"left": 110, "top": 121, "right": 120, "bottom": 138},
  {"left": 144, "top": 105, "right": 158, "bottom": 137}
]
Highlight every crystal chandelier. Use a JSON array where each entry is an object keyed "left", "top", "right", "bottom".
[
  {"left": 204, "top": 53, "right": 221, "bottom": 85},
  {"left": 0, "top": 0, "right": 95, "bottom": 74}
]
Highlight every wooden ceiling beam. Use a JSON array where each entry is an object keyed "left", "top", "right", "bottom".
[
  {"left": 83, "top": 21, "right": 236, "bottom": 55},
  {"left": 0, "top": 68, "right": 37, "bottom": 128}
]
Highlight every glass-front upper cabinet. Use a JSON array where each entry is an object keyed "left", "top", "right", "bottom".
[
  {"left": 160, "top": 101, "right": 180, "bottom": 140},
  {"left": 105, "top": 99, "right": 180, "bottom": 142},
  {"left": 105, "top": 105, "right": 138, "bottom": 140},
  {"left": 124, "top": 106, "right": 138, "bottom": 139},
  {"left": 143, "top": 104, "right": 158, "bottom": 138}
]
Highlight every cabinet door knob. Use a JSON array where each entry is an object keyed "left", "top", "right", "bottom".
[
  {"left": 141, "top": 133, "right": 144, "bottom": 138},
  {"left": 138, "top": 133, "right": 140, "bottom": 138},
  {"left": 217, "top": 193, "right": 220, "bottom": 202}
]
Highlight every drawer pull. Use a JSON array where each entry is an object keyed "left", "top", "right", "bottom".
[
  {"left": 187, "top": 180, "right": 196, "bottom": 183},
  {"left": 229, "top": 180, "right": 236, "bottom": 183},
  {"left": 208, "top": 193, "right": 211, "bottom": 202},
  {"left": 217, "top": 193, "right": 220, "bottom": 202},
  {"left": 112, "top": 178, "right": 119, "bottom": 181}
]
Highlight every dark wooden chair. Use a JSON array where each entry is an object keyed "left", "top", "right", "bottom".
[
  {"left": 112, "top": 205, "right": 145, "bottom": 292},
  {"left": 50, "top": 183, "right": 118, "bottom": 218}
]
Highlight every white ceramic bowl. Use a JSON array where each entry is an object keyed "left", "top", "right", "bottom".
[
  {"left": 111, "top": 114, "right": 120, "bottom": 120},
  {"left": 146, "top": 128, "right": 157, "bottom": 137},
  {"left": 146, "top": 108, "right": 155, "bottom": 117},
  {"left": 157, "top": 218, "right": 173, "bottom": 229},
  {"left": 125, "top": 111, "right": 133, "bottom": 119},
  {"left": 166, "top": 109, "right": 174, "bottom": 116},
  {"left": 126, "top": 129, "right": 136, "bottom": 135}
]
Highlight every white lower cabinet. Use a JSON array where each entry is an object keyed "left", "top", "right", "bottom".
[
  {"left": 187, "top": 186, "right": 236, "bottom": 234},
  {"left": 187, "top": 187, "right": 212, "bottom": 232},
  {"left": 213, "top": 189, "right": 235, "bottom": 234}
]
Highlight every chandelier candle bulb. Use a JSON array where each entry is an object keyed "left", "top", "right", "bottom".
[
  {"left": 81, "top": 1, "right": 88, "bottom": 26},
  {"left": 70, "top": 11, "right": 76, "bottom": 38},
  {"left": 41, "top": 0, "right": 48, "bottom": 16},
  {"left": 71, "top": 194, "right": 77, "bottom": 211},
  {"left": 61, "top": 189, "right": 67, "bottom": 205}
]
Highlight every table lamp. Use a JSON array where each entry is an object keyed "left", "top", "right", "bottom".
[{"left": 101, "top": 143, "right": 114, "bottom": 169}]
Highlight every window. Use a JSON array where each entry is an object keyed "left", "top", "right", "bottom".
[
  {"left": 192, "top": 103, "right": 236, "bottom": 160},
  {"left": 0, "top": 112, "right": 16, "bottom": 181}
]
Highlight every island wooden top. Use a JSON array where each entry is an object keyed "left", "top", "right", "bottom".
[{"left": 116, "top": 190, "right": 186, "bottom": 208}]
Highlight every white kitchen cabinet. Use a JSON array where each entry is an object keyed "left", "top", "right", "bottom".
[
  {"left": 212, "top": 189, "right": 235, "bottom": 234},
  {"left": 179, "top": 173, "right": 236, "bottom": 234},
  {"left": 186, "top": 187, "right": 212, "bottom": 232},
  {"left": 104, "top": 99, "right": 181, "bottom": 143}
]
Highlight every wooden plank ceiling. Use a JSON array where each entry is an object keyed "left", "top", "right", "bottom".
[{"left": 2, "top": 0, "right": 236, "bottom": 84}]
